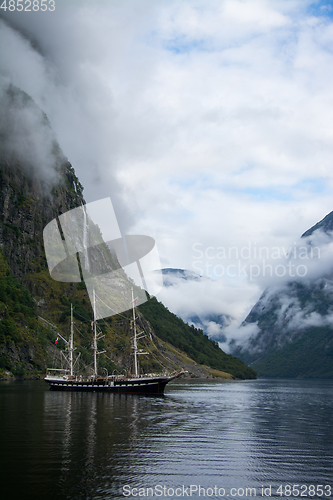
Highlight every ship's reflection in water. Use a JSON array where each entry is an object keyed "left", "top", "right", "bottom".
[{"left": 1, "top": 379, "right": 333, "bottom": 500}]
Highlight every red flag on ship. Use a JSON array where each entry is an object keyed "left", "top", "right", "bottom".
[{"left": 54, "top": 337, "right": 59, "bottom": 345}]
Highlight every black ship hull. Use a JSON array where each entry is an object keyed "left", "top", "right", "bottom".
[{"left": 44, "top": 373, "right": 182, "bottom": 395}]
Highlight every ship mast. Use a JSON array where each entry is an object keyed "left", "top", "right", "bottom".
[
  {"left": 93, "top": 288, "right": 98, "bottom": 378},
  {"left": 92, "top": 288, "right": 105, "bottom": 379},
  {"left": 69, "top": 304, "right": 74, "bottom": 377},
  {"left": 131, "top": 287, "right": 138, "bottom": 377},
  {"left": 131, "top": 288, "right": 149, "bottom": 377}
]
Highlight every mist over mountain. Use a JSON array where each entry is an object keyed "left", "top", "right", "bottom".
[
  {"left": 0, "top": 83, "right": 63, "bottom": 186},
  {"left": 160, "top": 268, "right": 205, "bottom": 286},
  {"left": 159, "top": 268, "right": 232, "bottom": 344},
  {"left": 0, "top": 84, "right": 85, "bottom": 278},
  {"left": 231, "top": 212, "right": 333, "bottom": 378}
]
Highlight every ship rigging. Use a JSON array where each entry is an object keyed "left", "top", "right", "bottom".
[{"left": 43, "top": 288, "right": 185, "bottom": 395}]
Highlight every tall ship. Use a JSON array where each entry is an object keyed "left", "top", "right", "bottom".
[{"left": 44, "top": 288, "right": 185, "bottom": 395}]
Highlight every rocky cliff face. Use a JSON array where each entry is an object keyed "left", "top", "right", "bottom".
[
  {"left": 0, "top": 84, "right": 88, "bottom": 375},
  {"left": 0, "top": 160, "right": 84, "bottom": 277},
  {"left": 232, "top": 212, "right": 333, "bottom": 378},
  {"left": 0, "top": 84, "right": 85, "bottom": 279}
]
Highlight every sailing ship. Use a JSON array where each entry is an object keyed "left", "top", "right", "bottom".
[{"left": 44, "top": 288, "right": 185, "bottom": 395}]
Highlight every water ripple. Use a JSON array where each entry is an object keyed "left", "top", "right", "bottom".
[{"left": 1, "top": 379, "right": 332, "bottom": 499}]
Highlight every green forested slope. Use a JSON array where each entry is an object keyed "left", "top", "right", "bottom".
[
  {"left": 251, "top": 326, "right": 333, "bottom": 378},
  {"left": 0, "top": 246, "right": 256, "bottom": 380},
  {"left": 0, "top": 251, "right": 41, "bottom": 376}
]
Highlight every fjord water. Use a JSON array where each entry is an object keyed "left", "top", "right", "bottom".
[{"left": 1, "top": 379, "right": 332, "bottom": 500}]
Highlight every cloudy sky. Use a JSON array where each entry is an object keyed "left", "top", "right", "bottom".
[{"left": 1, "top": 0, "right": 333, "bottom": 347}]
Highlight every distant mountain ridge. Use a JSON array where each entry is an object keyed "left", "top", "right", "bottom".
[
  {"left": 301, "top": 211, "right": 333, "bottom": 238},
  {"left": 160, "top": 268, "right": 205, "bottom": 286},
  {"left": 232, "top": 211, "right": 333, "bottom": 378}
]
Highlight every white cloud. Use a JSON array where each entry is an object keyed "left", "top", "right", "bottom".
[
  {"left": 222, "top": 321, "right": 261, "bottom": 353},
  {"left": 1, "top": 0, "right": 333, "bottom": 344}
]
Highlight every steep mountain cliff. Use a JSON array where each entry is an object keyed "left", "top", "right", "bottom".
[
  {"left": 0, "top": 84, "right": 85, "bottom": 278},
  {"left": 0, "top": 84, "right": 86, "bottom": 375},
  {"left": 232, "top": 212, "right": 333, "bottom": 378},
  {"left": 0, "top": 84, "right": 256, "bottom": 380}
]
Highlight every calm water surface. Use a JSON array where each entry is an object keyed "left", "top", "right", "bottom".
[{"left": 1, "top": 378, "right": 332, "bottom": 500}]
